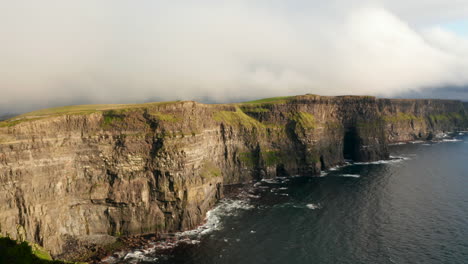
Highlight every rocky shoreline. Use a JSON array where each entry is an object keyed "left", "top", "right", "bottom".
[
  {"left": 0, "top": 95, "right": 467, "bottom": 260},
  {"left": 85, "top": 184, "right": 249, "bottom": 263},
  {"left": 89, "top": 132, "right": 467, "bottom": 263}
]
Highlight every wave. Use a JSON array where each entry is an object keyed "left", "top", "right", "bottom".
[
  {"left": 178, "top": 199, "right": 254, "bottom": 238},
  {"left": 306, "top": 203, "right": 321, "bottom": 210},
  {"left": 261, "top": 178, "right": 281, "bottom": 184},
  {"left": 353, "top": 156, "right": 409, "bottom": 165},
  {"left": 339, "top": 174, "right": 360, "bottom": 178},
  {"left": 436, "top": 132, "right": 449, "bottom": 138},
  {"left": 389, "top": 142, "right": 407, "bottom": 146},
  {"left": 103, "top": 199, "right": 254, "bottom": 263},
  {"left": 441, "top": 139, "right": 463, "bottom": 142},
  {"left": 275, "top": 202, "right": 322, "bottom": 210},
  {"left": 121, "top": 251, "right": 159, "bottom": 263}
]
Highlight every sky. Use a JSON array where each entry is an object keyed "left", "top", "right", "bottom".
[{"left": 1, "top": 0, "right": 468, "bottom": 114}]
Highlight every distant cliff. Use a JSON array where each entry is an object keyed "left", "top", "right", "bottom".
[{"left": 0, "top": 95, "right": 467, "bottom": 260}]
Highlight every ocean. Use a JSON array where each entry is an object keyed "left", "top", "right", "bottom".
[{"left": 108, "top": 134, "right": 468, "bottom": 264}]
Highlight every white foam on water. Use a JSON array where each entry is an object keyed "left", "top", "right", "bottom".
[
  {"left": 441, "top": 139, "right": 462, "bottom": 142},
  {"left": 339, "top": 174, "right": 360, "bottom": 178},
  {"left": 409, "top": 140, "right": 425, "bottom": 144},
  {"left": 389, "top": 142, "right": 407, "bottom": 145},
  {"left": 278, "top": 187, "right": 288, "bottom": 190},
  {"left": 436, "top": 132, "right": 449, "bottom": 139},
  {"left": 104, "top": 248, "right": 159, "bottom": 264},
  {"left": 106, "top": 198, "right": 254, "bottom": 263},
  {"left": 261, "top": 178, "right": 280, "bottom": 184},
  {"left": 123, "top": 250, "right": 158, "bottom": 263},
  {"left": 320, "top": 162, "right": 355, "bottom": 176},
  {"left": 306, "top": 203, "right": 321, "bottom": 210},
  {"left": 353, "top": 158, "right": 407, "bottom": 165},
  {"left": 178, "top": 199, "right": 254, "bottom": 238}
]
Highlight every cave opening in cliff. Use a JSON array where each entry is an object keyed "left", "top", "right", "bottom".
[{"left": 343, "top": 127, "right": 359, "bottom": 161}]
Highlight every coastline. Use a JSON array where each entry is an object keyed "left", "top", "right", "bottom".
[
  {"left": 1, "top": 95, "right": 467, "bottom": 260},
  {"left": 94, "top": 131, "right": 467, "bottom": 263}
]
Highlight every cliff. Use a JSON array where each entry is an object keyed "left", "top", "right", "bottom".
[{"left": 0, "top": 95, "right": 466, "bottom": 260}]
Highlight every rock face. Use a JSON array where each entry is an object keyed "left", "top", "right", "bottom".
[{"left": 0, "top": 95, "right": 466, "bottom": 259}]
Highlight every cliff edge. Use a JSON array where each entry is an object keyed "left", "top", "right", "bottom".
[{"left": 0, "top": 95, "right": 466, "bottom": 260}]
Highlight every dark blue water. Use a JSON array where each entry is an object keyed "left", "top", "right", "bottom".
[{"left": 125, "top": 135, "right": 468, "bottom": 264}]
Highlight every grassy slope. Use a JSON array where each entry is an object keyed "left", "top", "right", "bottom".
[
  {"left": 242, "top": 96, "right": 294, "bottom": 104},
  {"left": 0, "top": 101, "right": 179, "bottom": 127},
  {"left": 0, "top": 95, "right": 299, "bottom": 128},
  {"left": 3, "top": 94, "right": 459, "bottom": 128},
  {"left": 0, "top": 236, "right": 84, "bottom": 264}
]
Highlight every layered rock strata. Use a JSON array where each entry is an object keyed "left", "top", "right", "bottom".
[{"left": 0, "top": 95, "right": 466, "bottom": 259}]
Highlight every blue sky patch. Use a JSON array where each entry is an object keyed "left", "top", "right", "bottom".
[{"left": 442, "top": 19, "right": 468, "bottom": 35}]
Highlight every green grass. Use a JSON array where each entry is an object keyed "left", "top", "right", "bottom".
[
  {"left": 383, "top": 112, "right": 423, "bottom": 123},
  {"left": 151, "top": 112, "right": 180, "bottom": 122},
  {"left": 238, "top": 152, "right": 257, "bottom": 167},
  {"left": 0, "top": 118, "right": 44, "bottom": 128},
  {"left": 200, "top": 161, "right": 222, "bottom": 179},
  {"left": 239, "top": 106, "right": 270, "bottom": 113},
  {"left": 0, "top": 236, "right": 70, "bottom": 264},
  {"left": 449, "top": 112, "right": 465, "bottom": 120},
  {"left": 101, "top": 110, "right": 125, "bottom": 128},
  {"left": 262, "top": 151, "right": 281, "bottom": 166},
  {"left": 238, "top": 151, "right": 282, "bottom": 167},
  {"left": 31, "top": 243, "right": 53, "bottom": 261},
  {"left": 429, "top": 112, "right": 464, "bottom": 122},
  {"left": 290, "top": 112, "right": 316, "bottom": 129},
  {"left": 213, "top": 107, "right": 264, "bottom": 129},
  {"left": 0, "top": 101, "right": 179, "bottom": 127},
  {"left": 242, "top": 96, "right": 294, "bottom": 104}
]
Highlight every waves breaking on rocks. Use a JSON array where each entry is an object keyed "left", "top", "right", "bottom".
[
  {"left": 102, "top": 199, "right": 254, "bottom": 264},
  {"left": 102, "top": 134, "right": 468, "bottom": 263}
]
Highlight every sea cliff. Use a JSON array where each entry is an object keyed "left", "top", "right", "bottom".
[{"left": 0, "top": 95, "right": 466, "bottom": 260}]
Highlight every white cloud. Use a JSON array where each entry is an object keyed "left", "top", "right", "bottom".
[{"left": 0, "top": 1, "right": 467, "bottom": 113}]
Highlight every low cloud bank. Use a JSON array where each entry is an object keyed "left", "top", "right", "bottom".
[{"left": 1, "top": 1, "right": 468, "bottom": 114}]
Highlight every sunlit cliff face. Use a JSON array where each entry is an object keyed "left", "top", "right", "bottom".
[{"left": 1, "top": 0, "right": 468, "bottom": 114}]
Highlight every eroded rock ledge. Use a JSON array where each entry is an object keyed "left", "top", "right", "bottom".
[{"left": 0, "top": 94, "right": 466, "bottom": 260}]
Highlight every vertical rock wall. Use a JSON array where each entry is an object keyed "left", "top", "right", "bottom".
[{"left": 0, "top": 96, "right": 466, "bottom": 259}]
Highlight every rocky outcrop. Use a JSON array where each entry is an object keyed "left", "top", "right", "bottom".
[{"left": 0, "top": 95, "right": 466, "bottom": 260}]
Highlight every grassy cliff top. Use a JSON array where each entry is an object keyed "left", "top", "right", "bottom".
[
  {"left": 0, "top": 101, "right": 181, "bottom": 127},
  {"left": 0, "top": 94, "right": 314, "bottom": 125},
  {"left": 241, "top": 96, "right": 295, "bottom": 104},
  {"left": 0, "top": 94, "right": 462, "bottom": 128}
]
